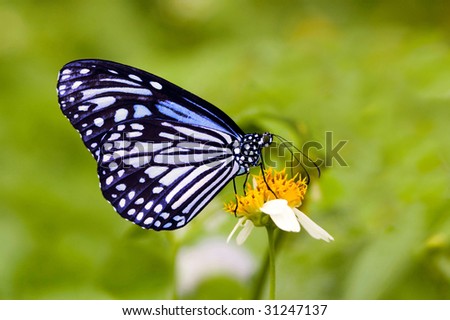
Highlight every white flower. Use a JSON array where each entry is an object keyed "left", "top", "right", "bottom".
[{"left": 225, "top": 169, "right": 334, "bottom": 245}]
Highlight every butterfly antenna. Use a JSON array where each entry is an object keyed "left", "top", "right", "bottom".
[{"left": 274, "top": 134, "right": 320, "bottom": 184}]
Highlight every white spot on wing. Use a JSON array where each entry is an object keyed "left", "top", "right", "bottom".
[
  {"left": 144, "top": 201, "right": 154, "bottom": 210},
  {"left": 150, "top": 81, "right": 162, "bottom": 90},
  {"left": 133, "top": 104, "right": 152, "bottom": 118},
  {"left": 116, "top": 184, "right": 126, "bottom": 191},
  {"left": 128, "top": 74, "right": 142, "bottom": 82},
  {"left": 114, "top": 108, "right": 128, "bottom": 122},
  {"left": 127, "top": 131, "right": 143, "bottom": 138},
  {"left": 145, "top": 166, "right": 168, "bottom": 179},
  {"left": 83, "top": 87, "right": 152, "bottom": 100},
  {"left": 91, "top": 96, "right": 117, "bottom": 111},
  {"left": 72, "top": 81, "right": 83, "bottom": 89},
  {"left": 153, "top": 187, "right": 163, "bottom": 194},
  {"left": 94, "top": 117, "right": 104, "bottom": 127},
  {"left": 144, "top": 217, "right": 154, "bottom": 225},
  {"left": 160, "top": 212, "right": 170, "bottom": 220},
  {"left": 103, "top": 143, "right": 113, "bottom": 150},
  {"left": 108, "top": 133, "right": 121, "bottom": 141},
  {"left": 109, "top": 162, "right": 118, "bottom": 171},
  {"left": 131, "top": 123, "right": 144, "bottom": 130},
  {"left": 105, "top": 176, "right": 114, "bottom": 185},
  {"left": 103, "top": 154, "right": 111, "bottom": 162},
  {"left": 159, "top": 132, "right": 182, "bottom": 140},
  {"left": 176, "top": 219, "right": 186, "bottom": 227}
]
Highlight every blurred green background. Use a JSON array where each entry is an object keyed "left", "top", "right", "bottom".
[{"left": 0, "top": 0, "right": 449, "bottom": 299}]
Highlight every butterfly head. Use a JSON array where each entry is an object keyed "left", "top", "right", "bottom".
[{"left": 261, "top": 132, "right": 273, "bottom": 147}]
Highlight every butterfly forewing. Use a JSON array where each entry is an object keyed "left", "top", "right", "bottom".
[{"left": 57, "top": 59, "right": 244, "bottom": 161}]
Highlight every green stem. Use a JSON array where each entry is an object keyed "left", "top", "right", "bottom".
[
  {"left": 266, "top": 225, "right": 277, "bottom": 300},
  {"left": 165, "top": 232, "right": 179, "bottom": 300},
  {"left": 251, "top": 230, "right": 285, "bottom": 299}
]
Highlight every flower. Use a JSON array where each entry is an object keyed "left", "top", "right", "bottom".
[{"left": 225, "top": 168, "right": 333, "bottom": 245}]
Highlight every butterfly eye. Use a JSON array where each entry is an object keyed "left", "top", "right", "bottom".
[
  {"left": 262, "top": 133, "right": 273, "bottom": 147},
  {"left": 57, "top": 59, "right": 273, "bottom": 230}
]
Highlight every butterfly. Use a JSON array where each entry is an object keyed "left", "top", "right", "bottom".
[{"left": 57, "top": 59, "right": 273, "bottom": 231}]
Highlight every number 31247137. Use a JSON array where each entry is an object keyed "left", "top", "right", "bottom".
[{"left": 263, "top": 304, "right": 328, "bottom": 316}]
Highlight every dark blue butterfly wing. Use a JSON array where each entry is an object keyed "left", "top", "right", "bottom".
[{"left": 57, "top": 59, "right": 245, "bottom": 230}]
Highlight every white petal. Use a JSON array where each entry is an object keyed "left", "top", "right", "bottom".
[
  {"left": 252, "top": 177, "right": 258, "bottom": 189},
  {"left": 227, "top": 217, "right": 246, "bottom": 243},
  {"left": 293, "top": 208, "right": 334, "bottom": 242},
  {"left": 236, "top": 220, "right": 254, "bottom": 245},
  {"left": 261, "top": 199, "right": 300, "bottom": 232}
]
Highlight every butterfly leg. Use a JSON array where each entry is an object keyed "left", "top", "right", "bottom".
[
  {"left": 259, "top": 161, "right": 277, "bottom": 199},
  {"left": 233, "top": 178, "right": 239, "bottom": 216},
  {"left": 242, "top": 172, "right": 250, "bottom": 196}
]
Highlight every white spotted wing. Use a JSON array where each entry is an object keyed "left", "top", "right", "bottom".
[{"left": 57, "top": 59, "right": 245, "bottom": 230}]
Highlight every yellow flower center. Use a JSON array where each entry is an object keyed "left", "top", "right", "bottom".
[{"left": 224, "top": 168, "right": 308, "bottom": 224}]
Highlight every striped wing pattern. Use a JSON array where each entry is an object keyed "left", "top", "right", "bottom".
[
  {"left": 57, "top": 59, "right": 244, "bottom": 161},
  {"left": 57, "top": 59, "right": 248, "bottom": 230},
  {"left": 98, "top": 119, "right": 240, "bottom": 230}
]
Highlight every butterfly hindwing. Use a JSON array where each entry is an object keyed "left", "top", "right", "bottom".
[{"left": 98, "top": 119, "right": 240, "bottom": 230}]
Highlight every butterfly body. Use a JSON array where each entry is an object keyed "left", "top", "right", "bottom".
[{"left": 57, "top": 59, "right": 272, "bottom": 230}]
